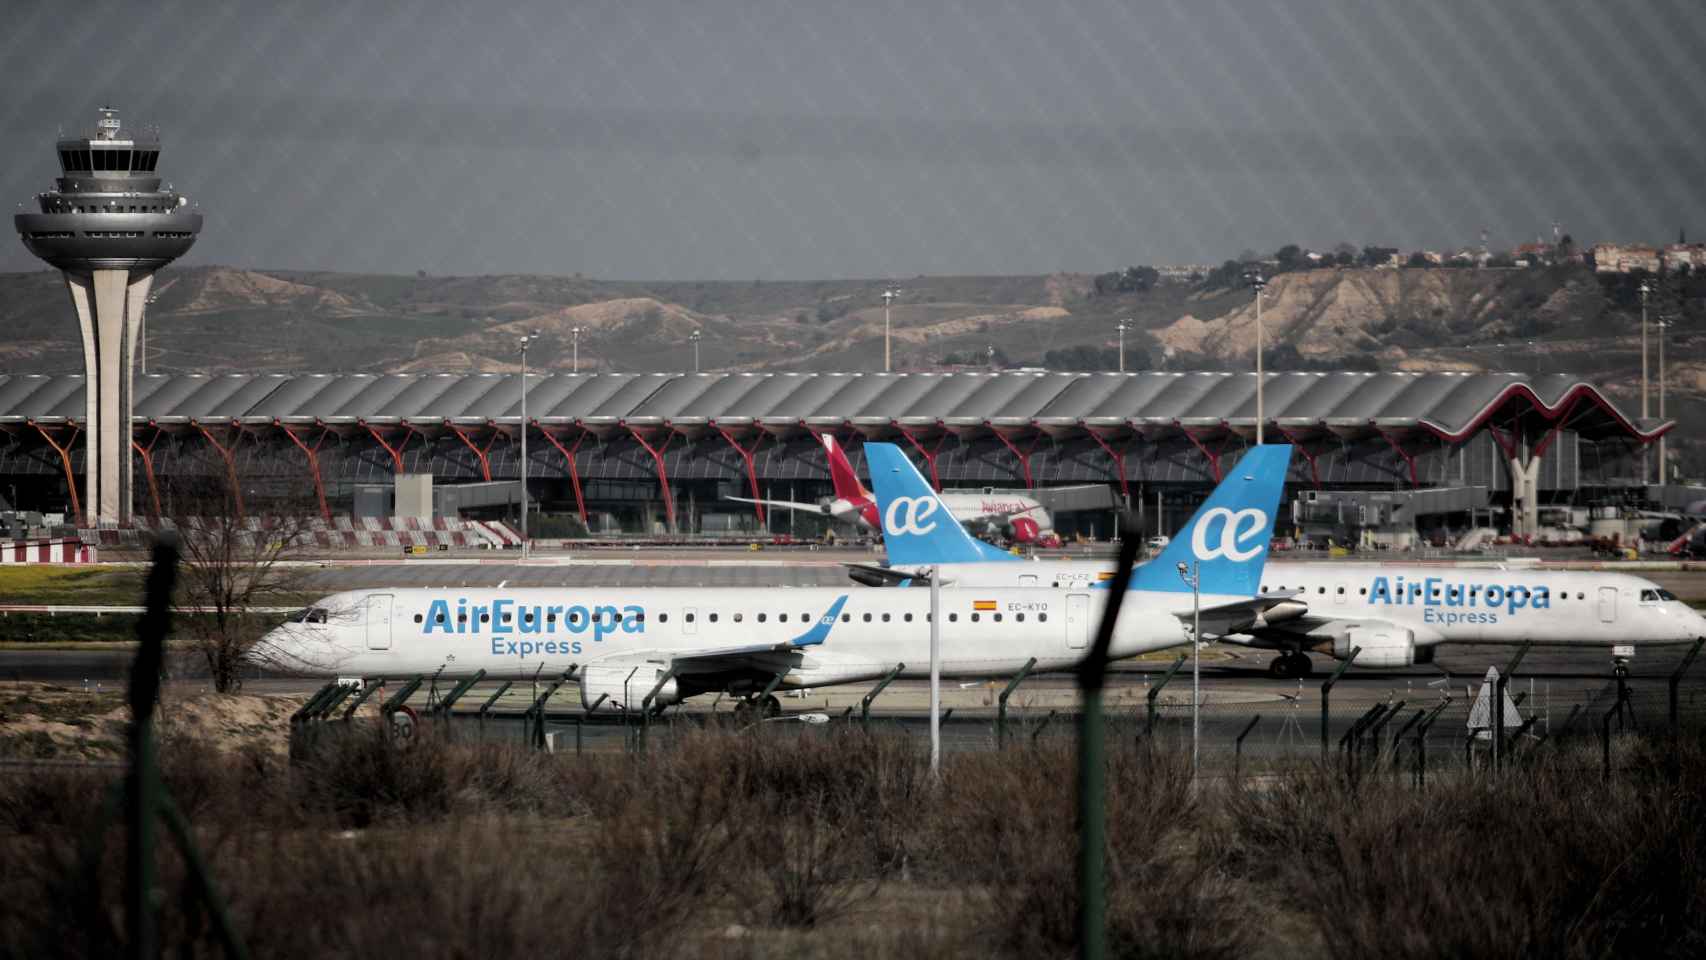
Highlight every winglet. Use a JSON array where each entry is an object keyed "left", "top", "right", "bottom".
[
  {"left": 789, "top": 595, "right": 848, "bottom": 647},
  {"left": 864, "top": 442, "right": 1019, "bottom": 565},
  {"left": 1127, "top": 444, "right": 1292, "bottom": 597}
]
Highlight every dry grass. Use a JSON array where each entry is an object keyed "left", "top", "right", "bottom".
[{"left": 1, "top": 722, "right": 1704, "bottom": 958}]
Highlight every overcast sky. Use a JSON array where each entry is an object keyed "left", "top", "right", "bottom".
[{"left": 5, "top": 0, "right": 1704, "bottom": 280}]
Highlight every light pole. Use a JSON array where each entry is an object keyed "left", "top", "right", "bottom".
[
  {"left": 1116, "top": 318, "right": 1132, "bottom": 373},
  {"left": 570, "top": 326, "right": 583, "bottom": 373},
  {"left": 929, "top": 565, "right": 941, "bottom": 776},
  {"left": 1640, "top": 279, "right": 1652, "bottom": 483},
  {"left": 1244, "top": 272, "right": 1268, "bottom": 445},
  {"left": 1177, "top": 561, "right": 1201, "bottom": 776},
  {"left": 518, "top": 331, "right": 538, "bottom": 559},
  {"left": 881, "top": 288, "right": 900, "bottom": 372},
  {"left": 690, "top": 330, "right": 702, "bottom": 373},
  {"left": 1659, "top": 316, "right": 1670, "bottom": 483}
]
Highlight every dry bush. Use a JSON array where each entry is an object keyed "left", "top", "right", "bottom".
[
  {"left": 933, "top": 743, "right": 1258, "bottom": 959},
  {"left": 1212, "top": 739, "right": 1706, "bottom": 959}
]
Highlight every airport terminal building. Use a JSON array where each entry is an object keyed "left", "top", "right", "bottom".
[{"left": 0, "top": 369, "right": 1670, "bottom": 540}]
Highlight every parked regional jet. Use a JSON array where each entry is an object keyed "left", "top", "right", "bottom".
[
  {"left": 248, "top": 448, "right": 1294, "bottom": 721},
  {"left": 728, "top": 434, "right": 1060, "bottom": 544},
  {"left": 861, "top": 442, "right": 1706, "bottom": 679}
]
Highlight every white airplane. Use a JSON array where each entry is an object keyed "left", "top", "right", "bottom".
[
  {"left": 248, "top": 447, "right": 1296, "bottom": 720},
  {"left": 728, "top": 434, "right": 1061, "bottom": 545},
  {"left": 861, "top": 442, "right": 1706, "bottom": 679}
]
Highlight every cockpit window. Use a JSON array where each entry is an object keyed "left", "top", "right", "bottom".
[
  {"left": 299, "top": 607, "right": 328, "bottom": 624},
  {"left": 1648, "top": 588, "right": 1679, "bottom": 602}
]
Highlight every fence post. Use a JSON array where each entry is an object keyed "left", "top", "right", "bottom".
[
  {"left": 1320, "top": 648, "right": 1361, "bottom": 763},
  {"left": 1390, "top": 709, "right": 1424, "bottom": 772},
  {"left": 860, "top": 663, "right": 906, "bottom": 727},
  {"left": 1234, "top": 714, "right": 1262, "bottom": 780},
  {"left": 1145, "top": 654, "right": 1188, "bottom": 740},
  {"left": 1414, "top": 699, "right": 1451, "bottom": 789},
  {"left": 996, "top": 657, "right": 1038, "bottom": 749},
  {"left": 477, "top": 680, "right": 514, "bottom": 741},
  {"left": 1669, "top": 638, "right": 1704, "bottom": 764},
  {"left": 380, "top": 676, "right": 425, "bottom": 742},
  {"left": 341, "top": 677, "right": 385, "bottom": 722},
  {"left": 1494, "top": 641, "right": 1532, "bottom": 775},
  {"left": 638, "top": 666, "right": 679, "bottom": 753},
  {"left": 1366, "top": 699, "right": 1405, "bottom": 769}
]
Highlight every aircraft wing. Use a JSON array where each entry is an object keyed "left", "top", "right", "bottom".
[
  {"left": 726, "top": 496, "right": 830, "bottom": 515},
  {"left": 621, "top": 595, "right": 852, "bottom": 671},
  {"left": 843, "top": 562, "right": 932, "bottom": 587},
  {"left": 1171, "top": 591, "right": 1305, "bottom": 638}
]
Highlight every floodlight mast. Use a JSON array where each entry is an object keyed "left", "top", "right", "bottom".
[
  {"left": 881, "top": 288, "right": 900, "bottom": 372},
  {"left": 518, "top": 332, "right": 539, "bottom": 559},
  {"left": 1244, "top": 271, "right": 1268, "bottom": 445},
  {"left": 1177, "top": 560, "right": 1201, "bottom": 776}
]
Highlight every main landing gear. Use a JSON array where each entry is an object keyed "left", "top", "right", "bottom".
[
  {"left": 1267, "top": 651, "right": 1315, "bottom": 680},
  {"left": 732, "top": 694, "right": 782, "bottom": 725}
]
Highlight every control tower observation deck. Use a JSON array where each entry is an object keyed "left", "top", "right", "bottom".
[{"left": 14, "top": 107, "right": 202, "bottom": 524}]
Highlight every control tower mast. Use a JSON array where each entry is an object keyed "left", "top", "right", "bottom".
[{"left": 14, "top": 107, "right": 202, "bottom": 524}]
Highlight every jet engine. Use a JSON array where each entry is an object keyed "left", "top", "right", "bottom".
[
  {"left": 580, "top": 663, "right": 681, "bottom": 714},
  {"left": 1008, "top": 516, "right": 1041, "bottom": 543},
  {"left": 1331, "top": 624, "right": 1422, "bottom": 668}
]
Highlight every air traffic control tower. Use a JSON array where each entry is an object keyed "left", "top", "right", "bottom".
[{"left": 14, "top": 107, "right": 202, "bottom": 524}]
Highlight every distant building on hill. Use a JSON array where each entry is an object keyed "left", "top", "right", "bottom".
[
  {"left": 1592, "top": 242, "right": 1661, "bottom": 274},
  {"left": 1154, "top": 264, "right": 1211, "bottom": 283}
]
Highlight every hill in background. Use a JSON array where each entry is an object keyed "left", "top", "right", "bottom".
[{"left": 0, "top": 263, "right": 1695, "bottom": 440}]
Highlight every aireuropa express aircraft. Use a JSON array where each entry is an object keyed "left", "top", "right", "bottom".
[
  {"left": 860, "top": 441, "right": 1706, "bottom": 679},
  {"left": 728, "top": 434, "right": 1061, "bottom": 544},
  {"left": 248, "top": 447, "right": 1295, "bottom": 721}
]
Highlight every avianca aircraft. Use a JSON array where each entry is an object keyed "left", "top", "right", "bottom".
[
  {"left": 248, "top": 447, "right": 1294, "bottom": 721},
  {"left": 728, "top": 434, "right": 1060, "bottom": 545},
  {"left": 862, "top": 442, "right": 1706, "bottom": 679}
]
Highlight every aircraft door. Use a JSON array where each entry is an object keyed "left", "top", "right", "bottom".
[
  {"left": 365, "top": 593, "right": 394, "bottom": 650},
  {"left": 683, "top": 607, "right": 698, "bottom": 636},
  {"left": 1066, "top": 594, "right": 1090, "bottom": 649},
  {"left": 1598, "top": 587, "right": 1617, "bottom": 624}
]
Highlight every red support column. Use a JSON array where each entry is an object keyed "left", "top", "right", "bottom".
[
  {"left": 1533, "top": 395, "right": 1582, "bottom": 459},
  {"left": 711, "top": 421, "right": 768, "bottom": 525},
  {"left": 1373, "top": 426, "right": 1419, "bottom": 488},
  {"left": 359, "top": 419, "right": 414, "bottom": 474},
  {"left": 29, "top": 420, "right": 83, "bottom": 527},
  {"left": 1178, "top": 426, "right": 1225, "bottom": 482},
  {"left": 986, "top": 424, "right": 1042, "bottom": 488},
  {"left": 191, "top": 419, "right": 246, "bottom": 520},
  {"left": 278, "top": 421, "right": 333, "bottom": 521},
  {"left": 537, "top": 426, "right": 590, "bottom": 526},
  {"left": 623, "top": 423, "right": 678, "bottom": 530},
  {"left": 132, "top": 424, "right": 167, "bottom": 522},
  {"left": 890, "top": 421, "right": 948, "bottom": 491},
  {"left": 1084, "top": 429, "right": 1130, "bottom": 502},
  {"left": 445, "top": 421, "right": 495, "bottom": 482},
  {"left": 1273, "top": 425, "right": 1322, "bottom": 489}
]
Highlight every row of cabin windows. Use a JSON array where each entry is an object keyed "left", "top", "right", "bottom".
[
  {"left": 1265, "top": 583, "right": 1593, "bottom": 602},
  {"left": 59, "top": 149, "right": 159, "bottom": 172},
  {"left": 410, "top": 609, "right": 1048, "bottom": 626}
]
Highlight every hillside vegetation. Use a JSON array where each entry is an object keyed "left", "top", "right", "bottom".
[{"left": 0, "top": 264, "right": 1692, "bottom": 418}]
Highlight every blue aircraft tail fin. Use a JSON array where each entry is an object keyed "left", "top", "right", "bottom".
[
  {"left": 1130, "top": 445, "right": 1293, "bottom": 597},
  {"left": 864, "top": 442, "right": 1019, "bottom": 566}
]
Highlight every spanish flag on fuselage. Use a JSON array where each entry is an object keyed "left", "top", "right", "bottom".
[{"left": 973, "top": 600, "right": 997, "bottom": 611}]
